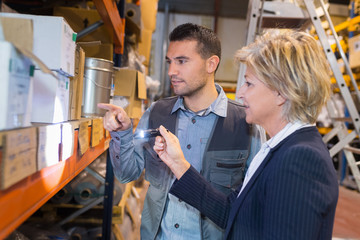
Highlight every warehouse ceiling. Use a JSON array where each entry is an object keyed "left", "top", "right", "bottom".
[
  {"left": 158, "top": 0, "right": 250, "bottom": 19},
  {"left": 2, "top": 0, "right": 351, "bottom": 18},
  {"left": 157, "top": 0, "right": 350, "bottom": 19}
]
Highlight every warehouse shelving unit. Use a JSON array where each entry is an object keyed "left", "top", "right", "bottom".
[
  {"left": 0, "top": 0, "right": 127, "bottom": 238},
  {"left": 93, "top": 0, "right": 125, "bottom": 55},
  {"left": 0, "top": 120, "right": 110, "bottom": 239}
]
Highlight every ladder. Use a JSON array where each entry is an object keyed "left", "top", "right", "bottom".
[{"left": 236, "top": 0, "right": 360, "bottom": 191}]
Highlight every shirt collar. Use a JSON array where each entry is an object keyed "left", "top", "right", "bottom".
[
  {"left": 171, "top": 83, "right": 228, "bottom": 117},
  {"left": 265, "top": 121, "right": 312, "bottom": 149}
]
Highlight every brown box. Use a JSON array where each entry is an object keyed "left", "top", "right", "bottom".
[
  {"left": 140, "top": 0, "right": 158, "bottom": 32},
  {"left": 80, "top": 43, "right": 114, "bottom": 62},
  {"left": 0, "top": 16, "right": 33, "bottom": 52},
  {"left": 138, "top": 28, "right": 153, "bottom": 66},
  {"left": 349, "top": 34, "right": 360, "bottom": 69},
  {"left": 1, "top": 127, "right": 37, "bottom": 190},
  {"left": 53, "top": 6, "right": 113, "bottom": 44},
  {"left": 69, "top": 45, "right": 85, "bottom": 120},
  {"left": 113, "top": 68, "right": 147, "bottom": 119}
]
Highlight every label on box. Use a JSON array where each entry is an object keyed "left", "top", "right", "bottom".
[
  {"left": 79, "top": 120, "right": 90, "bottom": 155},
  {"left": 0, "top": 41, "right": 33, "bottom": 130},
  {"left": 1, "top": 127, "right": 37, "bottom": 189},
  {"left": 61, "top": 122, "right": 74, "bottom": 161},
  {"left": 37, "top": 124, "right": 61, "bottom": 170},
  {"left": 91, "top": 118, "right": 103, "bottom": 147},
  {"left": 8, "top": 55, "right": 33, "bottom": 128}
]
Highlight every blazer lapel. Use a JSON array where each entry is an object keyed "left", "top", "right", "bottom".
[{"left": 224, "top": 151, "right": 274, "bottom": 239}]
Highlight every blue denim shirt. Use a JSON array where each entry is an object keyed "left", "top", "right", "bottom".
[{"left": 156, "top": 94, "right": 222, "bottom": 240}]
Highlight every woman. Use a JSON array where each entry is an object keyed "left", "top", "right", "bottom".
[{"left": 153, "top": 30, "right": 339, "bottom": 240}]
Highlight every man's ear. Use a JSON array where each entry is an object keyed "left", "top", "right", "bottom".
[{"left": 206, "top": 55, "right": 220, "bottom": 73}]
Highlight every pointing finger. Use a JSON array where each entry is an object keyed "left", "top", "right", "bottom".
[{"left": 98, "top": 103, "right": 118, "bottom": 111}]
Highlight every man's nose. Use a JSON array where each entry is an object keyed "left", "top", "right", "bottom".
[{"left": 167, "top": 63, "right": 178, "bottom": 76}]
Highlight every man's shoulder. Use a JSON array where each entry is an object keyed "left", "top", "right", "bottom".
[
  {"left": 152, "top": 96, "right": 178, "bottom": 109},
  {"left": 223, "top": 99, "right": 247, "bottom": 121},
  {"left": 227, "top": 98, "right": 243, "bottom": 108},
  {"left": 155, "top": 96, "right": 178, "bottom": 103}
]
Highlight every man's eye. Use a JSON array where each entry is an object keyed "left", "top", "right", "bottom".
[
  {"left": 245, "top": 81, "right": 251, "bottom": 87},
  {"left": 177, "top": 59, "right": 186, "bottom": 64}
]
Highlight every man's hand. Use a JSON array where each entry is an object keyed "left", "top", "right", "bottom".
[{"left": 97, "top": 103, "right": 132, "bottom": 132}]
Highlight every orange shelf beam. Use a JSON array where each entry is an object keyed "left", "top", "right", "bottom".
[
  {"left": 0, "top": 128, "right": 110, "bottom": 239},
  {"left": 93, "top": 0, "right": 125, "bottom": 54}
]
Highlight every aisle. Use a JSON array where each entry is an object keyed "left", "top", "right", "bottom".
[{"left": 333, "top": 186, "right": 360, "bottom": 240}]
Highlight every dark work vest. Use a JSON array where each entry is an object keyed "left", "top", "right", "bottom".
[{"left": 147, "top": 96, "right": 252, "bottom": 195}]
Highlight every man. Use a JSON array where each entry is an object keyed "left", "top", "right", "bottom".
[{"left": 98, "top": 23, "right": 262, "bottom": 240}]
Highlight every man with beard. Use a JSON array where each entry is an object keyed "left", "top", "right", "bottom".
[{"left": 98, "top": 23, "right": 262, "bottom": 240}]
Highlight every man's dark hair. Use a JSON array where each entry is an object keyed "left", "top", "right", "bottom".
[{"left": 169, "top": 23, "right": 221, "bottom": 62}]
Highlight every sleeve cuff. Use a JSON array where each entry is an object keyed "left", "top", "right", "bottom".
[{"left": 110, "top": 126, "right": 133, "bottom": 143}]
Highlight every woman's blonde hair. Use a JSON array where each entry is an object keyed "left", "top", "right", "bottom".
[{"left": 235, "top": 30, "right": 331, "bottom": 124}]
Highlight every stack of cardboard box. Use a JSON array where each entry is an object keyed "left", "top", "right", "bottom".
[
  {"left": 54, "top": 7, "right": 114, "bottom": 62},
  {"left": 0, "top": 13, "right": 78, "bottom": 124}
]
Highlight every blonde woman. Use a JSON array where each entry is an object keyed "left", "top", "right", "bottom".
[{"left": 153, "top": 30, "right": 339, "bottom": 240}]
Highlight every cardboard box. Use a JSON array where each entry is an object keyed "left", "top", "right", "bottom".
[
  {"left": 140, "top": 0, "right": 158, "bottom": 32},
  {"left": 349, "top": 34, "right": 360, "bottom": 69},
  {"left": 112, "top": 68, "right": 147, "bottom": 118},
  {"left": 1, "top": 127, "right": 37, "bottom": 190},
  {"left": 69, "top": 45, "right": 85, "bottom": 120},
  {"left": 37, "top": 124, "right": 61, "bottom": 170},
  {"left": 80, "top": 43, "right": 114, "bottom": 61},
  {"left": 53, "top": 6, "right": 113, "bottom": 44},
  {"left": 0, "top": 16, "right": 33, "bottom": 52},
  {"left": 0, "top": 16, "right": 61, "bottom": 78},
  {"left": 0, "top": 41, "right": 34, "bottom": 131},
  {"left": 138, "top": 28, "right": 153, "bottom": 66},
  {"left": 31, "top": 70, "right": 70, "bottom": 123},
  {"left": 0, "top": 13, "right": 77, "bottom": 75},
  {"left": 61, "top": 122, "right": 74, "bottom": 161}
]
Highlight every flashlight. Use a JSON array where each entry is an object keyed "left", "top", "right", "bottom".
[{"left": 134, "top": 128, "right": 161, "bottom": 139}]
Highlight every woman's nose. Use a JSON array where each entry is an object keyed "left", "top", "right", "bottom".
[{"left": 236, "top": 84, "right": 246, "bottom": 99}]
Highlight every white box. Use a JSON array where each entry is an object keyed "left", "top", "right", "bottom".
[
  {"left": 37, "top": 124, "right": 61, "bottom": 170},
  {"left": 31, "top": 70, "right": 70, "bottom": 123},
  {"left": 0, "top": 13, "right": 76, "bottom": 75},
  {"left": 0, "top": 41, "right": 33, "bottom": 130}
]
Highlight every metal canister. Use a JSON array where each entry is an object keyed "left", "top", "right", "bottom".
[{"left": 82, "top": 57, "right": 114, "bottom": 117}]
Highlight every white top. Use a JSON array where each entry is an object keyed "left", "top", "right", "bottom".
[{"left": 237, "top": 121, "right": 312, "bottom": 197}]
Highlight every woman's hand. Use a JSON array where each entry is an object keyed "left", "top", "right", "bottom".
[{"left": 153, "top": 125, "right": 191, "bottom": 179}]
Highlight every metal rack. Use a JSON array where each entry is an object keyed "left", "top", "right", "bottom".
[
  {"left": 236, "top": 0, "right": 360, "bottom": 191},
  {"left": 0, "top": 121, "right": 110, "bottom": 239}
]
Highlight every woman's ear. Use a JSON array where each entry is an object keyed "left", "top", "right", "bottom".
[
  {"left": 276, "top": 92, "right": 287, "bottom": 106},
  {"left": 206, "top": 55, "right": 220, "bottom": 74}
]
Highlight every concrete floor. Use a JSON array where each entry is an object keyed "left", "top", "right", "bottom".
[
  {"left": 132, "top": 183, "right": 360, "bottom": 240},
  {"left": 332, "top": 186, "right": 360, "bottom": 240}
]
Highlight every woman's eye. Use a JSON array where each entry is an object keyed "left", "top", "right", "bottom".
[{"left": 245, "top": 81, "right": 251, "bottom": 87}]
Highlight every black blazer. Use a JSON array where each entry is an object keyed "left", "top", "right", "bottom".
[{"left": 170, "top": 126, "right": 339, "bottom": 240}]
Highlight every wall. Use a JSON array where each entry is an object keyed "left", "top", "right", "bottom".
[{"left": 147, "top": 12, "right": 247, "bottom": 96}]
